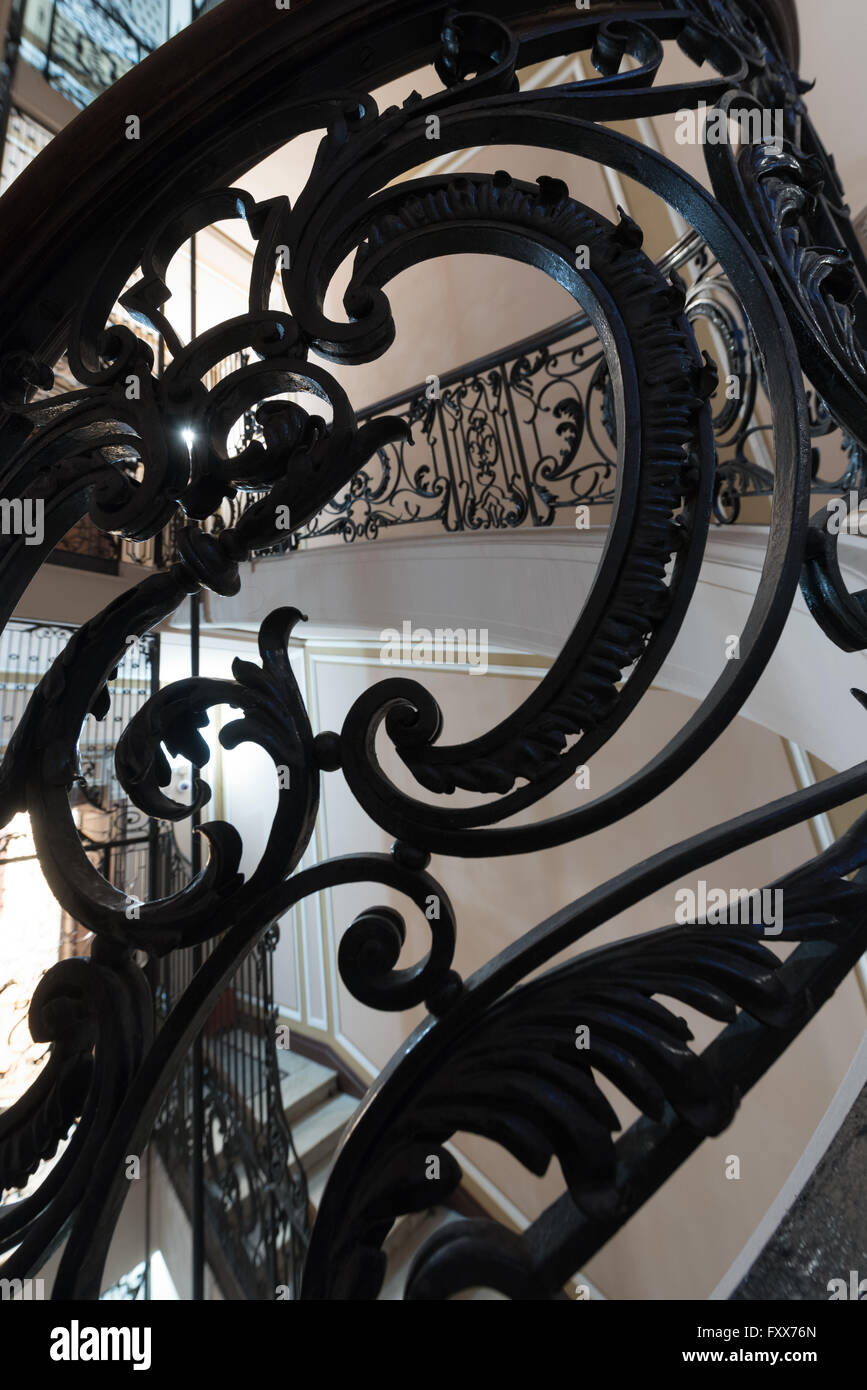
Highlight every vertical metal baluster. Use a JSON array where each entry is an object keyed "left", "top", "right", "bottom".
[
  {"left": 189, "top": 434, "right": 205, "bottom": 1298},
  {"left": 502, "top": 365, "right": 542, "bottom": 526},
  {"left": 431, "top": 394, "right": 464, "bottom": 533},
  {"left": 265, "top": 941, "right": 280, "bottom": 1296}
]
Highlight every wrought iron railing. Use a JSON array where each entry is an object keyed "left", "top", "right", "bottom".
[
  {"left": 0, "top": 616, "right": 307, "bottom": 1300},
  {"left": 154, "top": 921, "right": 309, "bottom": 1301},
  {"left": 154, "top": 229, "right": 866, "bottom": 560},
  {"left": 0, "top": 617, "right": 155, "bottom": 814},
  {"left": 3, "top": 0, "right": 867, "bottom": 1307},
  {"left": 0, "top": 618, "right": 158, "bottom": 1130},
  {"left": 38, "top": 283, "right": 867, "bottom": 570},
  {"left": 295, "top": 231, "right": 867, "bottom": 542}
]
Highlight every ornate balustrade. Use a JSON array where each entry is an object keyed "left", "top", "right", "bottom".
[
  {"left": 1, "top": 0, "right": 867, "bottom": 1303},
  {"left": 157, "top": 226, "right": 866, "bottom": 557},
  {"left": 154, "top": 922, "right": 310, "bottom": 1302},
  {"left": 200, "top": 229, "right": 866, "bottom": 550},
  {"left": 0, "top": 616, "right": 306, "bottom": 1300}
]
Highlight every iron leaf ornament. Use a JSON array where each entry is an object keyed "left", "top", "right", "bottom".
[{"left": 0, "top": 0, "right": 865, "bottom": 1300}]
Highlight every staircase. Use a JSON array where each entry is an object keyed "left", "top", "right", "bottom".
[
  {"left": 162, "top": 1029, "right": 583, "bottom": 1299},
  {"left": 272, "top": 1046, "right": 481, "bottom": 1300}
]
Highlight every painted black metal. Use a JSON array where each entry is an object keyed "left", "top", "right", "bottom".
[
  {"left": 0, "top": 0, "right": 865, "bottom": 1302},
  {"left": 0, "top": 616, "right": 308, "bottom": 1300},
  {"left": 154, "top": 912, "right": 311, "bottom": 1302},
  {"left": 166, "top": 241, "right": 861, "bottom": 555}
]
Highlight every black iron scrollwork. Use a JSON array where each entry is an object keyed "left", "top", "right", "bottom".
[{"left": 1, "top": 0, "right": 866, "bottom": 1303}]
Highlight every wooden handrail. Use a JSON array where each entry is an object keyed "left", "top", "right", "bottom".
[{"left": 0, "top": 0, "right": 798, "bottom": 368}]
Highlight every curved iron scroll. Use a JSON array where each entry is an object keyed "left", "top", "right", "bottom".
[{"left": 1, "top": 0, "right": 866, "bottom": 1301}]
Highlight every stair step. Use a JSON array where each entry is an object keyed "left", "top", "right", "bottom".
[
  {"left": 205, "top": 1063, "right": 341, "bottom": 1164},
  {"left": 277, "top": 1057, "right": 338, "bottom": 1127},
  {"left": 292, "top": 1092, "right": 356, "bottom": 1172},
  {"left": 207, "top": 1028, "right": 265, "bottom": 1069},
  {"left": 206, "top": 1028, "right": 302, "bottom": 1083},
  {"left": 305, "top": 1157, "right": 332, "bottom": 1219},
  {"left": 210, "top": 1092, "right": 356, "bottom": 1221}
]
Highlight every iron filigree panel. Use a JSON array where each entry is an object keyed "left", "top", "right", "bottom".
[{"left": 0, "top": 0, "right": 866, "bottom": 1301}]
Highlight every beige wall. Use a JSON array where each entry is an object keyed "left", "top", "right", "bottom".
[
  {"left": 13, "top": 560, "right": 147, "bottom": 625},
  {"left": 254, "top": 634, "right": 865, "bottom": 1300}
]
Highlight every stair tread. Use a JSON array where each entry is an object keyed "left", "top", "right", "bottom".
[
  {"left": 214, "top": 1031, "right": 320, "bottom": 1083},
  {"left": 293, "top": 1092, "right": 356, "bottom": 1169},
  {"left": 275, "top": 1058, "right": 337, "bottom": 1124},
  {"left": 306, "top": 1157, "right": 332, "bottom": 1214},
  {"left": 204, "top": 1058, "right": 340, "bottom": 1156},
  {"left": 210, "top": 1093, "right": 356, "bottom": 1214}
]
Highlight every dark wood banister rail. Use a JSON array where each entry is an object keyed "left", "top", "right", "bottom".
[{"left": 0, "top": 0, "right": 798, "bottom": 377}]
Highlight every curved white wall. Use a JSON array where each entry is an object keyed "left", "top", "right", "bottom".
[
  {"left": 193, "top": 525, "right": 867, "bottom": 1298},
  {"left": 204, "top": 527, "right": 867, "bottom": 776}
]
